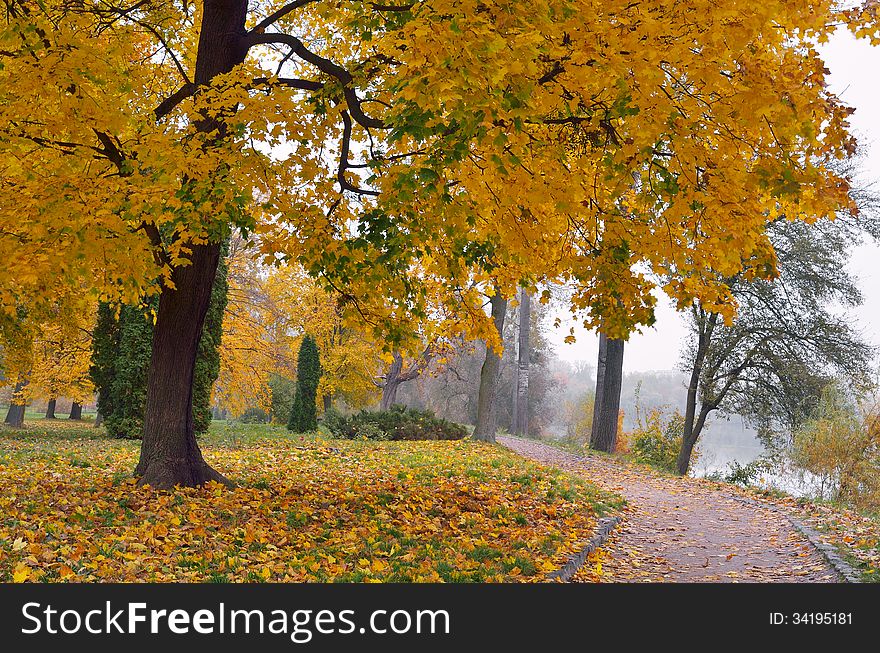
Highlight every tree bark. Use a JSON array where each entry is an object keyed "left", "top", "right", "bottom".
[
  {"left": 591, "top": 333, "right": 607, "bottom": 438},
  {"left": 68, "top": 401, "right": 83, "bottom": 420},
  {"left": 45, "top": 398, "right": 57, "bottom": 419},
  {"left": 4, "top": 382, "right": 26, "bottom": 428},
  {"left": 95, "top": 410, "right": 104, "bottom": 427},
  {"left": 135, "top": 243, "right": 232, "bottom": 488},
  {"left": 590, "top": 333, "right": 624, "bottom": 452},
  {"left": 473, "top": 294, "right": 508, "bottom": 443},
  {"left": 513, "top": 289, "right": 530, "bottom": 436},
  {"left": 322, "top": 394, "right": 332, "bottom": 413},
  {"left": 677, "top": 405, "right": 711, "bottom": 476},
  {"left": 134, "top": 0, "right": 248, "bottom": 488},
  {"left": 380, "top": 351, "right": 404, "bottom": 411}
]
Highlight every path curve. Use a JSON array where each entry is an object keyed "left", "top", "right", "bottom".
[{"left": 499, "top": 436, "right": 838, "bottom": 583}]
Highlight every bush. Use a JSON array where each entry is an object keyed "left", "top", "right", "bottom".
[
  {"left": 790, "top": 385, "right": 880, "bottom": 510},
  {"left": 269, "top": 373, "right": 296, "bottom": 424},
  {"left": 628, "top": 407, "right": 689, "bottom": 473},
  {"left": 710, "top": 458, "right": 776, "bottom": 487},
  {"left": 325, "top": 405, "right": 468, "bottom": 441},
  {"left": 239, "top": 407, "right": 270, "bottom": 423}
]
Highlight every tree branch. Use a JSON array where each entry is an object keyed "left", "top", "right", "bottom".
[
  {"left": 153, "top": 83, "right": 196, "bottom": 120},
  {"left": 249, "top": 0, "right": 320, "bottom": 34},
  {"left": 243, "top": 32, "right": 385, "bottom": 129},
  {"left": 337, "top": 110, "right": 380, "bottom": 196}
]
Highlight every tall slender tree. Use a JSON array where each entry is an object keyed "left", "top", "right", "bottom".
[
  {"left": 288, "top": 335, "right": 321, "bottom": 433},
  {"left": 513, "top": 289, "right": 531, "bottom": 436}
]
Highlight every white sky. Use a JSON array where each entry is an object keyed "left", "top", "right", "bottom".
[{"left": 547, "top": 28, "right": 880, "bottom": 374}]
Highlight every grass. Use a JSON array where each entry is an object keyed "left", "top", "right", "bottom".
[{"left": 0, "top": 419, "right": 620, "bottom": 583}]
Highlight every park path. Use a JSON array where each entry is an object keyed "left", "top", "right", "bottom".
[{"left": 498, "top": 436, "right": 839, "bottom": 583}]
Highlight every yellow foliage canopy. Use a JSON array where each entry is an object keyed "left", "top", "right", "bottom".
[{"left": 0, "top": 1, "right": 869, "bottom": 344}]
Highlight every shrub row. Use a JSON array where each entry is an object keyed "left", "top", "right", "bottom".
[{"left": 324, "top": 405, "right": 467, "bottom": 441}]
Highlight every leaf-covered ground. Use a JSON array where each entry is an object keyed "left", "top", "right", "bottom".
[
  {"left": 0, "top": 421, "right": 620, "bottom": 583},
  {"left": 500, "top": 436, "right": 842, "bottom": 583},
  {"left": 744, "top": 492, "right": 880, "bottom": 581}
]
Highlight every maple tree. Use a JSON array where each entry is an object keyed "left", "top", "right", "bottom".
[{"left": 0, "top": 0, "right": 868, "bottom": 487}]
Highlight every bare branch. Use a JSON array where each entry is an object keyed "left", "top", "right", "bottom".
[
  {"left": 249, "top": 0, "right": 319, "bottom": 34},
  {"left": 338, "top": 110, "right": 380, "bottom": 196},
  {"left": 243, "top": 32, "right": 385, "bottom": 129},
  {"left": 153, "top": 82, "right": 196, "bottom": 119}
]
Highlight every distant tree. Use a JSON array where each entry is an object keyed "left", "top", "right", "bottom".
[
  {"left": 3, "top": 381, "right": 26, "bottom": 428},
  {"left": 45, "top": 397, "right": 57, "bottom": 419},
  {"left": 269, "top": 373, "right": 296, "bottom": 424},
  {"left": 512, "top": 289, "right": 531, "bottom": 436},
  {"left": 590, "top": 333, "right": 625, "bottom": 452},
  {"left": 380, "top": 347, "right": 432, "bottom": 411},
  {"left": 677, "top": 212, "right": 877, "bottom": 475},
  {"left": 473, "top": 292, "right": 508, "bottom": 442},
  {"left": 288, "top": 336, "right": 321, "bottom": 433},
  {"left": 68, "top": 401, "right": 83, "bottom": 420}
]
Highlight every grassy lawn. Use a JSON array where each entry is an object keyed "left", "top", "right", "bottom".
[{"left": 0, "top": 420, "right": 621, "bottom": 583}]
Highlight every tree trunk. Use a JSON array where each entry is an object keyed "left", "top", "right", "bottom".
[
  {"left": 380, "top": 352, "right": 404, "bottom": 411},
  {"left": 68, "top": 401, "right": 83, "bottom": 420},
  {"left": 590, "top": 333, "right": 624, "bottom": 452},
  {"left": 45, "top": 398, "right": 57, "bottom": 419},
  {"left": 134, "top": 0, "right": 248, "bottom": 488},
  {"left": 513, "top": 289, "right": 530, "bottom": 436},
  {"left": 322, "top": 394, "right": 332, "bottom": 413},
  {"left": 591, "top": 334, "right": 607, "bottom": 438},
  {"left": 676, "top": 309, "right": 718, "bottom": 475},
  {"left": 4, "top": 382, "right": 26, "bottom": 428},
  {"left": 677, "top": 405, "right": 711, "bottom": 476},
  {"left": 95, "top": 410, "right": 104, "bottom": 427},
  {"left": 473, "top": 294, "right": 508, "bottom": 443},
  {"left": 135, "top": 243, "right": 232, "bottom": 488}
]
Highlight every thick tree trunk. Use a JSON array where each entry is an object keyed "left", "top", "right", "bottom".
[
  {"left": 590, "top": 333, "right": 624, "bottom": 452},
  {"left": 135, "top": 243, "right": 232, "bottom": 488},
  {"left": 513, "top": 289, "right": 530, "bottom": 436},
  {"left": 380, "top": 352, "right": 404, "bottom": 411},
  {"left": 68, "top": 401, "right": 83, "bottom": 420},
  {"left": 45, "top": 398, "right": 57, "bottom": 419},
  {"left": 134, "top": 0, "right": 248, "bottom": 488},
  {"left": 4, "top": 382, "right": 26, "bottom": 428},
  {"left": 473, "top": 294, "right": 508, "bottom": 443},
  {"left": 95, "top": 411, "right": 103, "bottom": 427},
  {"left": 322, "top": 394, "right": 332, "bottom": 413}
]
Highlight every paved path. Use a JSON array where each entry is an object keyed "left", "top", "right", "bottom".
[{"left": 499, "top": 436, "right": 838, "bottom": 583}]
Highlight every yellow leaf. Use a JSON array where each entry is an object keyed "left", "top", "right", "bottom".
[{"left": 13, "top": 565, "right": 30, "bottom": 583}]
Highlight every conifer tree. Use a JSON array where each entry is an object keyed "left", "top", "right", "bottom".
[{"left": 288, "top": 336, "right": 321, "bottom": 434}]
